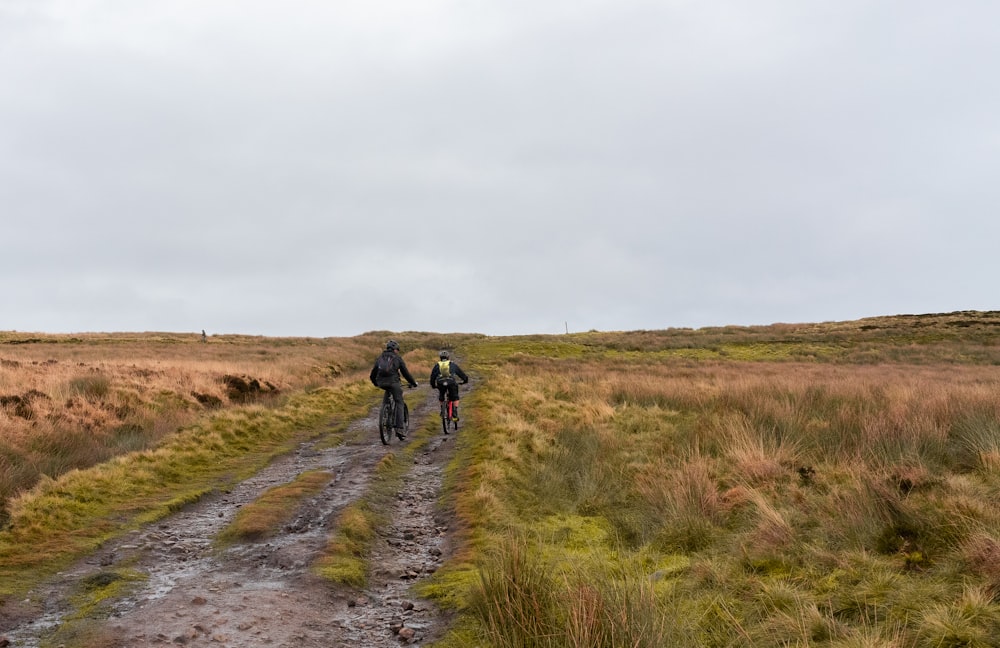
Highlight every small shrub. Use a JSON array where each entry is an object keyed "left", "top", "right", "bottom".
[
  {"left": 961, "top": 532, "right": 1000, "bottom": 590},
  {"left": 69, "top": 375, "right": 111, "bottom": 400},
  {"left": 222, "top": 374, "right": 279, "bottom": 403},
  {"left": 470, "top": 537, "right": 561, "bottom": 647},
  {"left": 917, "top": 587, "right": 1000, "bottom": 648},
  {"left": 564, "top": 570, "right": 671, "bottom": 647},
  {"left": 949, "top": 414, "right": 1000, "bottom": 473},
  {"left": 191, "top": 391, "right": 223, "bottom": 408},
  {"left": 110, "top": 423, "right": 150, "bottom": 453}
]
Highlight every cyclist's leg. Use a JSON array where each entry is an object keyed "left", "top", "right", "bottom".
[
  {"left": 380, "top": 387, "right": 394, "bottom": 430},
  {"left": 448, "top": 382, "right": 460, "bottom": 419},
  {"left": 389, "top": 382, "right": 405, "bottom": 428},
  {"left": 438, "top": 383, "right": 449, "bottom": 420}
]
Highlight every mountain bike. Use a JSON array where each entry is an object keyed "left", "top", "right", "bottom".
[
  {"left": 438, "top": 378, "right": 460, "bottom": 435},
  {"left": 378, "top": 390, "right": 409, "bottom": 445}
]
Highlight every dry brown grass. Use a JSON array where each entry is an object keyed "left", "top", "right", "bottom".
[
  {"left": 961, "top": 532, "right": 1000, "bottom": 592},
  {"left": 594, "top": 360, "right": 1000, "bottom": 458},
  {"left": 0, "top": 332, "right": 384, "bottom": 513}
]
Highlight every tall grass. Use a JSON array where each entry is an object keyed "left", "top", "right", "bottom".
[
  {"left": 430, "top": 335, "right": 1000, "bottom": 647},
  {"left": 470, "top": 536, "right": 677, "bottom": 648}
]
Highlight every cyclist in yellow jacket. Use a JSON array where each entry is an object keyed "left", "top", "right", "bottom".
[{"left": 429, "top": 350, "right": 469, "bottom": 421}]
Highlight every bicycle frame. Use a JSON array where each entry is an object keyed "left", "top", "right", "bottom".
[
  {"left": 438, "top": 378, "right": 460, "bottom": 434},
  {"left": 378, "top": 389, "right": 408, "bottom": 445}
]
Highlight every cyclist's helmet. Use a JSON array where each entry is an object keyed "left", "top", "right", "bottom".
[
  {"left": 386, "top": 340, "right": 400, "bottom": 352},
  {"left": 439, "top": 350, "right": 450, "bottom": 360}
]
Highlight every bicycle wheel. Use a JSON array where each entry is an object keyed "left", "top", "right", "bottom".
[
  {"left": 400, "top": 402, "right": 409, "bottom": 438},
  {"left": 440, "top": 401, "right": 449, "bottom": 435},
  {"left": 378, "top": 400, "right": 393, "bottom": 445},
  {"left": 443, "top": 399, "right": 459, "bottom": 432}
]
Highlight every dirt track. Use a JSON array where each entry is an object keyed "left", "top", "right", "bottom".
[{"left": 3, "top": 384, "right": 462, "bottom": 647}]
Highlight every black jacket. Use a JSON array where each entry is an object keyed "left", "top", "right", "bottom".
[
  {"left": 370, "top": 351, "right": 418, "bottom": 388},
  {"left": 430, "top": 359, "right": 469, "bottom": 389}
]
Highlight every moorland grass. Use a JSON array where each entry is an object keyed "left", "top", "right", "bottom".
[
  {"left": 426, "top": 323, "right": 1000, "bottom": 647},
  {"left": 216, "top": 469, "right": 334, "bottom": 544},
  {"left": 4, "top": 315, "right": 1000, "bottom": 646},
  {"left": 0, "top": 334, "right": 373, "bottom": 513}
]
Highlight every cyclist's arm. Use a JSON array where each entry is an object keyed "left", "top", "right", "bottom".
[{"left": 398, "top": 360, "right": 418, "bottom": 388}]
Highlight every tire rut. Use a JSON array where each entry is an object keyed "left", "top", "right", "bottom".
[{"left": 3, "top": 385, "right": 463, "bottom": 647}]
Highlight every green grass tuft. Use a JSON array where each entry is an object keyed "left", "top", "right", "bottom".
[{"left": 217, "top": 470, "right": 332, "bottom": 544}]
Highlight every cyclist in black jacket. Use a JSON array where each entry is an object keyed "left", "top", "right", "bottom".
[
  {"left": 370, "top": 340, "right": 418, "bottom": 431},
  {"left": 430, "top": 350, "right": 469, "bottom": 421}
]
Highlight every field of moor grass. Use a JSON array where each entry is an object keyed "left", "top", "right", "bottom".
[
  {"left": 3, "top": 313, "right": 1000, "bottom": 647},
  {"left": 425, "top": 311, "right": 1000, "bottom": 647},
  {"left": 0, "top": 331, "right": 374, "bottom": 517}
]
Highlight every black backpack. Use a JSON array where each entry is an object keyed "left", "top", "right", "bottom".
[{"left": 376, "top": 353, "right": 396, "bottom": 378}]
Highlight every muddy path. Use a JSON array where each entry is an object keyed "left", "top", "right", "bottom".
[{"left": 3, "top": 384, "right": 466, "bottom": 647}]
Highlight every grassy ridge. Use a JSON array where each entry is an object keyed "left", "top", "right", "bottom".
[{"left": 425, "top": 313, "right": 1000, "bottom": 647}]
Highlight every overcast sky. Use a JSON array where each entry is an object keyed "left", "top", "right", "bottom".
[{"left": 2, "top": 1, "right": 997, "bottom": 337}]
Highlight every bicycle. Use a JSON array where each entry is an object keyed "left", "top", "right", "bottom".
[
  {"left": 378, "top": 390, "right": 409, "bottom": 445},
  {"left": 438, "top": 378, "right": 460, "bottom": 435}
]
